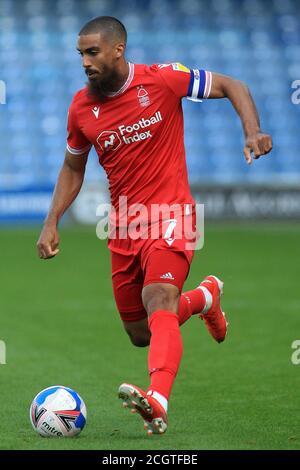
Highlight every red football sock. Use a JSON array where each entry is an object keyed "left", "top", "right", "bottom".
[
  {"left": 147, "top": 310, "right": 182, "bottom": 401},
  {"left": 178, "top": 288, "right": 206, "bottom": 326}
]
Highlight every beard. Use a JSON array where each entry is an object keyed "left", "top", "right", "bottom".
[{"left": 87, "top": 66, "right": 123, "bottom": 101}]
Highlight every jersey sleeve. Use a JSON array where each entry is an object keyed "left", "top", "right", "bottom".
[
  {"left": 156, "top": 63, "right": 212, "bottom": 102},
  {"left": 66, "top": 96, "right": 92, "bottom": 155}
]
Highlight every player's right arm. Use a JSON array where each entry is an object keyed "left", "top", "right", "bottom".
[
  {"left": 156, "top": 63, "right": 272, "bottom": 164},
  {"left": 37, "top": 149, "right": 89, "bottom": 259},
  {"left": 37, "top": 92, "right": 91, "bottom": 259}
]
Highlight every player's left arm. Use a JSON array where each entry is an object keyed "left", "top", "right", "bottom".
[{"left": 209, "top": 73, "right": 273, "bottom": 164}]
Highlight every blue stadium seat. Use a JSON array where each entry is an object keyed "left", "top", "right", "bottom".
[{"left": 0, "top": 0, "right": 298, "bottom": 188}]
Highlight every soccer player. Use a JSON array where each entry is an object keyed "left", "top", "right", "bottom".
[{"left": 37, "top": 16, "right": 272, "bottom": 435}]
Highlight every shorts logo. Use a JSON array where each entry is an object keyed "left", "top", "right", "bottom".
[
  {"left": 97, "top": 130, "right": 122, "bottom": 153},
  {"left": 160, "top": 272, "right": 175, "bottom": 280}
]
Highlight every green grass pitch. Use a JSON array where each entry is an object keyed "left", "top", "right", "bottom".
[{"left": 0, "top": 223, "right": 299, "bottom": 450}]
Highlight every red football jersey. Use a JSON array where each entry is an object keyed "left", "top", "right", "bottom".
[{"left": 67, "top": 63, "right": 212, "bottom": 224}]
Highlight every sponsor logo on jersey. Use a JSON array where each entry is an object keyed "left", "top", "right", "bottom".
[
  {"left": 96, "top": 112, "right": 163, "bottom": 152},
  {"left": 97, "top": 130, "right": 122, "bottom": 153},
  {"left": 118, "top": 111, "right": 162, "bottom": 145}
]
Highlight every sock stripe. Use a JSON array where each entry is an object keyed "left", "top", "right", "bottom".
[
  {"left": 197, "top": 286, "right": 212, "bottom": 313},
  {"left": 147, "top": 390, "right": 168, "bottom": 412}
]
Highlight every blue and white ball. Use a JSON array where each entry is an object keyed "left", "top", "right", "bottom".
[{"left": 30, "top": 385, "right": 87, "bottom": 437}]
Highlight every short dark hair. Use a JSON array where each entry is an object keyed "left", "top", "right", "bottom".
[{"left": 79, "top": 16, "right": 127, "bottom": 45}]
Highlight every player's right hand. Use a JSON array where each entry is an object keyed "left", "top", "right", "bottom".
[
  {"left": 243, "top": 132, "right": 273, "bottom": 165},
  {"left": 36, "top": 223, "right": 60, "bottom": 259}
]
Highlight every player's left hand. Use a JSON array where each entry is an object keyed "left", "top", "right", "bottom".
[{"left": 244, "top": 132, "right": 273, "bottom": 165}]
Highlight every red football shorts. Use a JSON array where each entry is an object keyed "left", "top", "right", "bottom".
[{"left": 109, "top": 214, "right": 198, "bottom": 322}]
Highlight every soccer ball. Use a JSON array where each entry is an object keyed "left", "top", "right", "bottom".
[{"left": 30, "top": 385, "right": 87, "bottom": 437}]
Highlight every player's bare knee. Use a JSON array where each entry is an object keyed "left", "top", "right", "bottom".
[
  {"left": 123, "top": 320, "right": 151, "bottom": 347},
  {"left": 126, "top": 330, "right": 150, "bottom": 347},
  {"left": 142, "top": 283, "right": 180, "bottom": 316},
  {"left": 131, "top": 335, "right": 150, "bottom": 347}
]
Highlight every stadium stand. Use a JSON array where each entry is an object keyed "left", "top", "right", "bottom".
[{"left": 0, "top": 0, "right": 299, "bottom": 190}]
